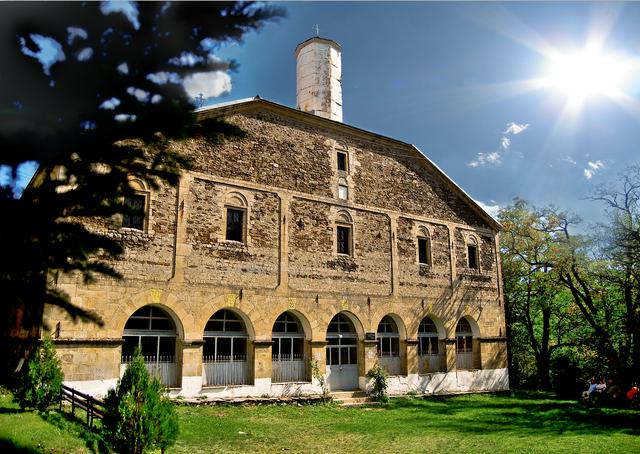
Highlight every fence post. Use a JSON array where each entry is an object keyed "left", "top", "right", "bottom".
[{"left": 71, "top": 389, "right": 75, "bottom": 414}]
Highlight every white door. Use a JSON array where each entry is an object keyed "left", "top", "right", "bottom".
[{"left": 326, "top": 336, "right": 359, "bottom": 390}]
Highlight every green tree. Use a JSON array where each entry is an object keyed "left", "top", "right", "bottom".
[
  {"left": 0, "top": 2, "right": 283, "bottom": 381},
  {"left": 499, "top": 200, "right": 584, "bottom": 389},
  {"left": 102, "top": 348, "right": 178, "bottom": 454},
  {"left": 13, "top": 336, "right": 63, "bottom": 411}
]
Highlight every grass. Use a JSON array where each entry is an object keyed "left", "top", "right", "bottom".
[{"left": 2, "top": 391, "right": 639, "bottom": 453}]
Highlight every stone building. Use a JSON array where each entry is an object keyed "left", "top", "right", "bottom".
[{"left": 46, "top": 36, "right": 509, "bottom": 397}]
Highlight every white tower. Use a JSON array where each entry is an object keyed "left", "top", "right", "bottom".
[{"left": 294, "top": 37, "right": 343, "bottom": 122}]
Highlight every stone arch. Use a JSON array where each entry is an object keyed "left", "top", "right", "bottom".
[
  {"left": 417, "top": 314, "right": 446, "bottom": 339},
  {"left": 325, "top": 310, "right": 364, "bottom": 339},
  {"left": 225, "top": 190, "right": 248, "bottom": 208},
  {"left": 372, "top": 312, "right": 407, "bottom": 340},
  {"left": 118, "top": 299, "right": 185, "bottom": 340},
  {"left": 336, "top": 209, "right": 353, "bottom": 225},
  {"left": 271, "top": 309, "right": 312, "bottom": 341},
  {"left": 458, "top": 315, "right": 481, "bottom": 338},
  {"left": 204, "top": 306, "right": 256, "bottom": 340}
]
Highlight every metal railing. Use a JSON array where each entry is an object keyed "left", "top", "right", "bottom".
[
  {"left": 60, "top": 385, "right": 105, "bottom": 427},
  {"left": 203, "top": 355, "right": 250, "bottom": 386},
  {"left": 419, "top": 354, "right": 444, "bottom": 373},
  {"left": 456, "top": 351, "right": 474, "bottom": 370},
  {"left": 272, "top": 355, "right": 308, "bottom": 383},
  {"left": 121, "top": 355, "right": 179, "bottom": 388}
]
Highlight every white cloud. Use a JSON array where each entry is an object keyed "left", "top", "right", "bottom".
[
  {"left": 99, "top": 97, "right": 121, "bottom": 110},
  {"left": 475, "top": 200, "right": 500, "bottom": 220},
  {"left": 584, "top": 160, "right": 605, "bottom": 180},
  {"left": 126, "top": 86, "right": 150, "bottom": 102},
  {"left": 147, "top": 71, "right": 181, "bottom": 85},
  {"left": 504, "top": 122, "right": 529, "bottom": 135},
  {"left": 169, "top": 52, "right": 204, "bottom": 67},
  {"left": 468, "top": 121, "right": 529, "bottom": 168},
  {"left": 117, "top": 62, "right": 129, "bottom": 74},
  {"left": 183, "top": 71, "right": 232, "bottom": 99},
  {"left": 562, "top": 156, "right": 577, "bottom": 165},
  {"left": 151, "top": 94, "right": 162, "bottom": 104}
]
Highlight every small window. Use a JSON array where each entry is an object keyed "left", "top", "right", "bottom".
[
  {"left": 226, "top": 207, "right": 245, "bottom": 242},
  {"left": 467, "top": 244, "right": 478, "bottom": 269},
  {"left": 122, "top": 194, "right": 146, "bottom": 230},
  {"left": 337, "top": 225, "right": 352, "bottom": 255},
  {"left": 338, "top": 184, "right": 349, "bottom": 200},
  {"left": 337, "top": 151, "right": 348, "bottom": 172},
  {"left": 418, "top": 237, "right": 430, "bottom": 265}
]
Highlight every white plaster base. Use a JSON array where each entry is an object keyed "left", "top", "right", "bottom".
[
  {"left": 384, "top": 368, "right": 510, "bottom": 395},
  {"left": 64, "top": 369, "right": 509, "bottom": 399}
]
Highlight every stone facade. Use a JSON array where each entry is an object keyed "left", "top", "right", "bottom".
[{"left": 45, "top": 98, "right": 508, "bottom": 398}]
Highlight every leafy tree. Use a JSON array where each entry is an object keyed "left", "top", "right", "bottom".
[
  {"left": 13, "top": 336, "right": 63, "bottom": 411},
  {"left": 499, "top": 199, "right": 584, "bottom": 389},
  {"left": 0, "top": 2, "right": 283, "bottom": 381},
  {"left": 102, "top": 348, "right": 178, "bottom": 454}
]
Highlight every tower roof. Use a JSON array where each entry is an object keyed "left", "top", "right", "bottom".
[{"left": 294, "top": 36, "right": 342, "bottom": 58}]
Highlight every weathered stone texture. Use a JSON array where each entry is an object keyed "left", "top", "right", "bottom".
[
  {"left": 288, "top": 198, "right": 392, "bottom": 295},
  {"left": 396, "top": 217, "right": 451, "bottom": 297},
  {"left": 184, "top": 180, "right": 279, "bottom": 288}
]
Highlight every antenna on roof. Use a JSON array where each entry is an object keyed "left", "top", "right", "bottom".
[
  {"left": 313, "top": 24, "right": 320, "bottom": 37},
  {"left": 195, "top": 93, "right": 205, "bottom": 108}
]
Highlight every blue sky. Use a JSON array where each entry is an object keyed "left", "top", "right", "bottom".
[{"left": 207, "top": 1, "right": 640, "bottom": 226}]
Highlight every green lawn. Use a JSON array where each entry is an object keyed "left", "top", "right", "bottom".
[{"left": 2, "top": 392, "right": 639, "bottom": 453}]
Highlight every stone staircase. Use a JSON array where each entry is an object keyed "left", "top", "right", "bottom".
[{"left": 330, "top": 390, "right": 377, "bottom": 407}]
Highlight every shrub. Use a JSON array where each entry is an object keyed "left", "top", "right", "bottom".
[
  {"left": 102, "top": 349, "right": 178, "bottom": 454},
  {"left": 13, "top": 336, "right": 63, "bottom": 411},
  {"left": 366, "top": 364, "right": 389, "bottom": 403},
  {"left": 309, "top": 358, "right": 330, "bottom": 401}
]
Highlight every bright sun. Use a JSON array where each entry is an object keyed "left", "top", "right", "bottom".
[{"left": 543, "top": 49, "right": 632, "bottom": 103}]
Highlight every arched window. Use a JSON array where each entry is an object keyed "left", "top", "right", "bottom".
[
  {"left": 203, "top": 309, "right": 250, "bottom": 386},
  {"left": 377, "top": 316, "right": 401, "bottom": 375},
  {"left": 467, "top": 236, "right": 479, "bottom": 269},
  {"left": 121, "top": 305, "right": 178, "bottom": 387},
  {"left": 272, "top": 312, "right": 308, "bottom": 383},
  {"left": 122, "top": 178, "right": 149, "bottom": 231},
  {"left": 326, "top": 314, "right": 357, "bottom": 366},
  {"left": 417, "top": 227, "right": 432, "bottom": 265},
  {"left": 336, "top": 211, "right": 353, "bottom": 256},
  {"left": 418, "top": 316, "right": 442, "bottom": 373},
  {"left": 225, "top": 192, "right": 248, "bottom": 243},
  {"left": 456, "top": 318, "right": 474, "bottom": 369}
]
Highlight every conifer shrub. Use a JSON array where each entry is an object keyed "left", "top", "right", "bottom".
[
  {"left": 13, "top": 336, "right": 63, "bottom": 411},
  {"left": 102, "top": 349, "right": 178, "bottom": 454},
  {"left": 366, "top": 365, "right": 389, "bottom": 403}
]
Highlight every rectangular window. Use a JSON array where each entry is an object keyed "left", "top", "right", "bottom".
[
  {"left": 467, "top": 245, "right": 478, "bottom": 269},
  {"left": 337, "top": 151, "right": 348, "bottom": 172},
  {"left": 122, "top": 194, "right": 146, "bottom": 230},
  {"left": 418, "top": 238, "right": 430, "bottom": 264},
  {"left": 338, "top": 184, "right": 349, "bottom": 200},
  {"left": 337, "top": 225, "right": 351, "bottom": 255},
  {"left": 226, "top": 208, "right": 245, "bottom": 242}
]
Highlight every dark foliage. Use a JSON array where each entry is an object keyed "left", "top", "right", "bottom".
[{"left": 0, "top": 2, "right": 283, "bottom": 381}]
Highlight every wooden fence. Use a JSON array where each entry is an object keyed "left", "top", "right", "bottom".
[{"left": 60, "top": 385, "right": 105, "bottom": 427}]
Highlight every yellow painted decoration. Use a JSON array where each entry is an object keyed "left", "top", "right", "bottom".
[
  {"left": 340, "top": 299, "right": 349, "bottom": 310},
  {"left": 150, "top": 289, "right": 162, "bottom": 304},
  {"left": 288, "top": 298, "right": 297, "bottom": 309},
  {"left": 226, "top": 293, "right": 238, "bottom": 306}
]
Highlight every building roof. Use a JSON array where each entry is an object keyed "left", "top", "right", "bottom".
[{"left": 196, "top": 96, "right": 502, "bottom": 231}]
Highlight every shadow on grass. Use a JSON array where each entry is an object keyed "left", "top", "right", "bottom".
[
  {"left": 40, "top": 409, "right": 109, "bottom": 453},
  {"left": 0, "top": 438, "right": 40, "bottom": 453},
  {"left": 0, "top": 407, "right": 26, "bottom": 415},
  {"left": 386, "top": 391, "right": 640, "bottom": 437}
]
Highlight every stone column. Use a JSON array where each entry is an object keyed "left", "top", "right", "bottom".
[
  {"left": 362, "top": 338, "right": 378, "bottom": 375},
  {"left": 405, "top": 339, "right": 419, "bottom": 375},
  {"left": 443, "top": 339, "right": 457, "bottom": 371},
  {"left": 276, "top": 193, "right": 290, "bottom": 294},
  {"left": 180, "top": 340, "right": 203, "bottom": 395},
  {"left": 171, "top": 174, "right": 193, "bottom": 283},
  {"left": 252, "top": 340, "right": 273, "bottom": 393},
  {"left": 389, "top": 214, "right": 400, "bottom": 297}
]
